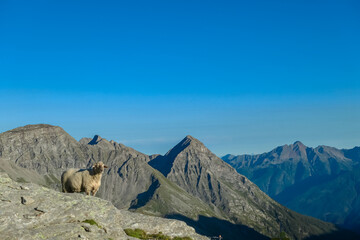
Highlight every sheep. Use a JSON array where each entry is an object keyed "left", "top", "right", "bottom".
[{"left": 61, "top": 162, "right": 108, "bottom": 196}]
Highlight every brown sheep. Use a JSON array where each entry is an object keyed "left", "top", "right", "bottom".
[{"left": 61, "top": 162, "right": 108, "bottom": 196}]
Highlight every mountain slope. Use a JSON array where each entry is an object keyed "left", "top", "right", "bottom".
[
  {"left": 222, "top": 142, "right": 360, "bottom": 232},
  {"left": 149, "top": 136, "right": 350, "bottom": 240},
  {"left": 130, "top": 169, "right": 224, "bottom": 220},
  {"left": 275, "top": 165, "right": 360, "bottom": 233}
]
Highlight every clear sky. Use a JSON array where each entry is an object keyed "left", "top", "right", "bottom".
[{"left": 1, "top": 0, "right": 359, "bottom": 156}]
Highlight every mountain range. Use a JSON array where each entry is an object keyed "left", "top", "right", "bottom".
[
  {"left": 222, "top": 141, "right": 360, "bottom": 234},
  {"left": 0, "top": 124, "right": 358, "bottom": 240}
]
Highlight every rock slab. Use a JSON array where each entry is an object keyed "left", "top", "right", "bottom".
[{"left": 0, "top": 172, "right": 208, "bottom": 240}]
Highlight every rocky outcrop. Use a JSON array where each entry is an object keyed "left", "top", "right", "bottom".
[{"left": 0, "top": 172, "right": 208, "bottom": 240}]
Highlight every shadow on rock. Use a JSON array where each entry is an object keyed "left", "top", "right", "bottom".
[
  {"left": 165, "top": 214, "right": 269, "bottom": 240},
  {"left": 129, "top": 177, "right": 160, "bottom": 209},
  {"left": 304, "top": 229, "right": 360, "bottom": 240}
]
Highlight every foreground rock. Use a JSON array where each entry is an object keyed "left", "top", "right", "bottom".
[{"left": 0, "top": 172, "right": 208, "bottom": 240}]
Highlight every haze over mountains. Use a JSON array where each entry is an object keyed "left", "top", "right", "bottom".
[
  {"left": 0, "top": 124, "right": 358, "bottom": 240},
  {"left": 222, "top": 141, "right": 360, "bottom": 234}
]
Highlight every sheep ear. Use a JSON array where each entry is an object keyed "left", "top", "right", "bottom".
[{"left": 104, "top": 165, "right": 108, "bottom": 168}]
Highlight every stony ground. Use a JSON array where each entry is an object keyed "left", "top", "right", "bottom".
[{"left": 0, "top": 172, "right": 208, "bottom": 240}]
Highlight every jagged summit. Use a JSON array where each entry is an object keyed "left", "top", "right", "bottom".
[
  {"left": 148, "top": 135, "right": 208, "bottom": 177},
  {"left": 80, "top": 135, "right": 129, "bottom": 151},
  {"left": 163, "top": 135, "right": 205, "bottom": 158},
  {"left": 290, "top": 140, "right": 307, "bottom": 155},
  {"left": 178, "top": 135, "right": 200, "bottom": 146},
  {"left": 180, "top": 135, "right": 206, "bottom": 148},
  {"left": 79, "top": 135, "right": 107, "bottom": 146},
  {"left": 185, "top": 134, "right": 196, "bottom": 141},
  {"left": 293, "top": 140, "right": 305, "bottom": 147},
  {"left": 88, "top": 134, "right": 103, "bottom": 145},
  {"left": 78, "top": 136, "right": 141, "bottom": 157}
]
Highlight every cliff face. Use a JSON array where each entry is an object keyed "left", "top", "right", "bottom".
[
  {"left": 0, "top": 124, "right": 357, "bottom": 240},
  {"left": 0, "top": 172, "right": 207, "bottom": 240}
]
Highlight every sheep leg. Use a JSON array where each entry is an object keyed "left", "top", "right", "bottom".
[{"left": 91, "top": 189, "right": 98, "bottom": 196}]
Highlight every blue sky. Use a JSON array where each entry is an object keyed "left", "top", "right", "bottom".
[{"left": 1, "top": 0, "right": 359, "bottom": 156}]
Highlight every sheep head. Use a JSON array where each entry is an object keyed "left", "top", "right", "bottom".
[{"left": 92, "top": 161, "right": 108, "bottom": 174}]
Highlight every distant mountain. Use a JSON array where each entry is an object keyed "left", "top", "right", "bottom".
[
  {"left": 222, "top": 141, "right": 360, "bottom": 233},
  {"left": 0, "top": 125, "right": 357, "bottom": 239}
]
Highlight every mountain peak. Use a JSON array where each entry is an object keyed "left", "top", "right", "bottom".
[
  {"left": 84, "top": 135, "right": 129, "bottom": 151},
  {"left": 88, "top": 135, "right": 103, "bottom": 145},
  {"left": 180, "top": 135, "right": 203, "bottom": 146},
  {"left": 291, "top": 141, "right": 308, "bottom": 153},
  {"left": 185, "top": 135, "right": 195, "bottom": 140},
  {"left": 293, "top": 140, "right": 305, "bottom": 146},
  {"left": 149, "top": 135, "right": 207, "bottom": 177},
  {"left": 181, "top": 135, "right": 197, "bottom": 144},
  {"left": 1, "top": 124, "right": 70, "bottom": 141},
  {"left": 166, "top": 135, "right": 197, "bottom": 156},
  {"left": 168, "top": 135, "right": 208, "bottom": 155},
  {"left": 4, "top": 124, "right": 60, "bottom": 134},
  {"left": 292, "top": 141, "right": 307, "bottom": 150}
]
